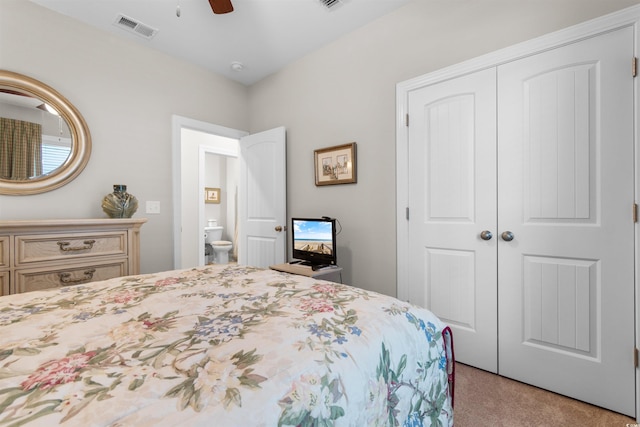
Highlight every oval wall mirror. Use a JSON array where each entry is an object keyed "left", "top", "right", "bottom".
[{"left": 0, "top": 70, "right": 91, "bottom": 195}]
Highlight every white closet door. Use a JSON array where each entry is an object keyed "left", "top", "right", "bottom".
[
  {"left": 498, "top": 27, "right": 635, "bottom": 416},
  {"left": 407, "top": 68, "right": 498, "bottom": 372}
]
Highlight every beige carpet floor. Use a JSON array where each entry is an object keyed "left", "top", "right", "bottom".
[{"left": 454, "top": 363, "right": 636, "bottom": 426}]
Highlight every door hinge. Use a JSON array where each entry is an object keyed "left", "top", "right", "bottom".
[
  {"left": 406, "top": 207, "right": 410, "bottom": 220},
  {"left": 634, "top": 203, "right": 638, "bottom": 223},
  {"left": 633, "top": 57, "right": 638, "bottom": 77},
  {"left": 635, "top": 347, "right": 639, "bottom": 368},
  {"left": 405, "top": 113, "right": 409, "bottom": 127}
]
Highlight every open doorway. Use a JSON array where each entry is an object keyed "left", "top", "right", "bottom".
[
  {"left": 200, "top": 145, "right": 239, "bottom": 266},
  {"left": 172, "top": 115, "right": 247, "bottom": 269}
]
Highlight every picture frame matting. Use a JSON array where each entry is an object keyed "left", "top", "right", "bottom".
[
  {"left": 314, "top": 142, "right": 357, "bottom": 186},
  {"left": 205, "top": 187, "right": 221, "bottom": 204}
]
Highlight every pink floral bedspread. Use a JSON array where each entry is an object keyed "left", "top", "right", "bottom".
[{"left": 0, "top": 265, "right": 453, "bottom": 426}]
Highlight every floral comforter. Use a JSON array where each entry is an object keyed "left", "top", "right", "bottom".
[{"left": 0, "top": 265, "right": 453, "bottom": 426}]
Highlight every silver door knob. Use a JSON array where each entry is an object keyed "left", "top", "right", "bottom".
[
  {"left": 501, "top": 231, "right": 514, "bottom": 242},
  {"left": 480, "top": 230, "right": 493, "bottom": 241}
]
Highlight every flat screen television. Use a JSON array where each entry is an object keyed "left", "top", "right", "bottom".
[{"left": 291, "top": 217, "right": 337, "bottom": 267}]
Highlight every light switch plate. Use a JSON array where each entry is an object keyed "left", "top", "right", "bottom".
[{"left": 146, "top": 201, "right": 160, "bottom": 214}]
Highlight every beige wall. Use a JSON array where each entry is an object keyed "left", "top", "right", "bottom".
[
  {"left": 248, "top": 0, "right": 640, "bottom": 296},
  {"left": 0, "top": 0, "right": 249, "bottom": 274},
  {"left": 2, "top": 0, "right": 639, "bottom": 295}
]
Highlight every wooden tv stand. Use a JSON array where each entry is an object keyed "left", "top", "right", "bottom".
[{"left": 269, "top": 262, "right": 343, "bottom": 283}]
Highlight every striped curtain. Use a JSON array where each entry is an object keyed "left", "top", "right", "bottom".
[{"left": 0, "top": 118, "right": 42, "bottom": 180}]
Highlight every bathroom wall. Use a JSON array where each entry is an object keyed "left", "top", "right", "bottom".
[{"left": 204, "top": 152, "right": 226, "bottom": 232}]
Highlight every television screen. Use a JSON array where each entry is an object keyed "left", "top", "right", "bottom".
[{"left": 291, "top": 217, "right": 337, "bottom": 266}]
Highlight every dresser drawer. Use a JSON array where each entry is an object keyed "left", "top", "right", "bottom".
[
  {"left": 15, "top": 231, "right": 127, "bottom": 266},
  {"left": 0, "top": 271, "right": 8, "bottom": 296},
  {"left": 0, "top": 236, "right": 8, "bottom": 269},
  {"left": 15, "top": 259, "right": 128, "bottom": 293},
  {"left": 0, "top": 218, "right": 146, "bottom": 295}
]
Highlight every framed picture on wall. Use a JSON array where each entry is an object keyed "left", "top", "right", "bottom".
[
  {"left": 205, "top": 187, "right": 221, "bottom": 204},
  {"left": 314, "top": 142, "right": 357, "bottom": 186}
]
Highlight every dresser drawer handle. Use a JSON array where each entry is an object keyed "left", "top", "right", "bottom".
[
  {"left": 57, "top": 240, "right": 96, "bottom": 252},
  {"left": 59, "top": 269, "right": 96, "bottom": 285}
]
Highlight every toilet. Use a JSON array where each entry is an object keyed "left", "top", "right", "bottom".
[{"left": 204, "top": 220, "right": 233, "bottom": 264}]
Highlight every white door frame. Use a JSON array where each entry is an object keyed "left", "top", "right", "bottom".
[
  {"left": 171, "top": 115, "right": 248, "bottom": 269},
  {"left": 396, "top": 5, "right": 640, "bottom": 421}
]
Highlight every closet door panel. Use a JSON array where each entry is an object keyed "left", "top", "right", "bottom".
[
  {"left": 497, "top": 26, "right": 635, "bottom": 416},
  {"left": 407, "top": 68, "right": 498, "bottom": 373},
  {"left": 525, "top": 63, "right": 594, "bottom": 221}
]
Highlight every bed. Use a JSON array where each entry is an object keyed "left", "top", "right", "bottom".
[{"left": 0, "top": 264, "right": 454, "bottom": 426}]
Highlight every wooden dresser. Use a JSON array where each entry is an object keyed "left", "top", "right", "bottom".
[{"left": 0, "top": 218, "right": 146, "bottom": 295}]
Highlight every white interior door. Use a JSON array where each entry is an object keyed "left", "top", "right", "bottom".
[
  {"left": 497, "top": 27, "right": 635, "bottom": 416},
  {"left": 238, "top": 127, "right": 287, "bottom": 268},
  {"left": 407, "top": 68, "right": 498, "bottom": 372}
]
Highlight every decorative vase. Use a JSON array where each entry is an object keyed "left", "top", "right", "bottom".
[{"left": 102, "top": 184, "right": 138, "bottom": 218}]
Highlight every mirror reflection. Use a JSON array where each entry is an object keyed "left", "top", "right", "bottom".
[
  {"left": 0, "top": 70, "right": 91, "bottom": 195},
  {"left": 0, "top": 90, "right": 72, "bottom": 180}
]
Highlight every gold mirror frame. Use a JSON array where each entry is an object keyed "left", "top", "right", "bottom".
[{"left": 0, "top": 70, "right": 91, "bottom": 195}]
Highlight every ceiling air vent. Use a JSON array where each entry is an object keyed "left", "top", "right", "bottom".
[
  {"left": 319, "top": 0, "right": 343, "bottom": 9},
  {"left": 113, "top": 14, "right": 158, "bottom": 39}
]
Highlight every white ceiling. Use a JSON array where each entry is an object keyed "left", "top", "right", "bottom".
[{"left": 29, "top": 0, "right": 411, "bottom": 86}]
